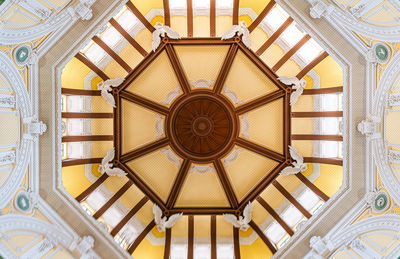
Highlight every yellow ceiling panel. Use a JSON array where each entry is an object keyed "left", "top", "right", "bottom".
[
  {"left": 224, "top": 50, "right": 278, "bottom": 106},
  {"left": 241, "top": 98, "right": 284, "bottom": 154},
  {"left": 119, "top": 184, "right": 145, "bottom": 212},
  {"left": 171, "top": 16, "right": 188, "bottom": 38},
  {"left": 175, "top": 164, "right": 230, "bottom": 207},
  {"left": 252, "top": 200, "right": 269, "bottom": 226},
  {"left": 216, "top": 215, "right": 233, "bottom": 237},
  {"left": 125, "top": 51, "right": 182, "bottom": 107},
  {"left": 259, "top": 184, "right": 286, "bottom": 210},
  {"left": 175, "top": 45, "right": 229, "bottom": 89},
  {"left": 193, "top": 16, "right": 210, "bottom": 37},
  {"left": 134, "top": 29, "right": 153, "bottom": 53},
  {"left": 250, "top": 27, "right": 269, "bottom": 53},
  {"left": 260, "top": 43, "right": 285, "bottom": 68},
  {"left": 121, "top": 99, "right": 163, "bottom": 154},
  {"left": 172, "top": 215, "right": 189, "bottom": 238},
  {"left": 103, "top": 176, "right": 129, "bottom": 196},
  {"left": 194, "top": 216, "right": 211, "bottom": 238},
  {"left": 126, "top": 148, "right": 182, "bottom": 203},
  {"left": 216, "top": 15, "right": 233, "bottom": 37},
  {"left": 135, "top": 201, "right": 156, "bottom": 231},
  {"left": 292, "top": 140, "right": 313, "bottom": 157},
  {"left": 224, "top": 147, "right": 279, "bottom": 202}
]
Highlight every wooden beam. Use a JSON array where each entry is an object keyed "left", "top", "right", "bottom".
[
  {"left": 62, "top": 112, "right": 113, "bottom": 119},
  {"left": 166, "top": 159, "right": 191, "bottom": 208},
  {"left": 213, "top": 160, "right": 239, "bottom": 208},
  {"left": 168, "top": 208, "right": 236, "bottom": 215},
  {"left": 256, "top": 196, "right": 294, "bottom": 236},
  {"left": 127, "top": 220, "right": 156, "bottom": 254},
  {"left": 248, "top": 0, "right": 275, "bottom": 32},
  {"left": 111, "top": 196, "right": 149, "bottom": 237},
  {"left": 93, "top": 181, "right": 133, "bottom": 219},
  {"left": 211, "top": 215, "right": 217, "bottom": 259},
  {"left": 292, "top": 111, "right": 343, "bottom": 118},
  {"left": 76, "top": 174, "right": 108, "bottom": 202},
  {"left": 303, "top": 86, "right": 343, "bottom": 95},
  {"left": 284, "top": 92, "right": 291, "bottom": 160},
  {"left": 272, "top": 34, "right": 311, "bottom": 72},
  {"left": 210, "top": 0, "right": 216, "bottom": 37},
  {"left": 109, "top": 18, "right": 148, "bottom": 57},
  {"left": 187, "top": 0, "right": 193, "bottom": 37},
  {"left": 163, "top": 0, "right": 171, "bottom": 27},
  {"left": 292, "top": 134, "right": 343, "bottom": 141},
  {"left": 236, "top": 90, "right": 285, "bottom": 115},
  {"left": 236, "top": 138, "right": 285, "bottom": 162},
  {"left": 164, "top": 228, "right": 172, "bottom": 259},
  {"left": 75, "top": 52, "right": 109, "bottom": 81},
  {"left": 272, "top": 180, "right": 312, "bottom": 219},
  {"left": 233, "top": 0, "right": 239, "bottom": 25},
  {"left": 165, "top": 44, "right": 191, "bottom": 94},
  {"left": 92, "top": 35, "right": 132, "bottom": 73},
  {"left": 168, "top": 37, "right": 236, "bottom": 45},
  {"left": 62, "top": 88, "right": 101, "bottom": 96},
  {"left": 188, "top": 215, "right": 194, "bottom": 259},
  {"left": 296, "top": 173, "right": 329, "bottom": 201},
  {"left": 62, "top": 158, "right": 102, "bottom": 167},
  {"left": 120, "top": 90, "right": 169, "bottom": 115},
  {"left": 120, "top": 138, "right": 169, "bottom": 163},
  {"left": 249, "top": 220, "right": 277, "bottom": 253},
  {"left": 62, "top": 135, "right": 113, "bottom": 142},
  {"left": 304, "top": 157, "right": 343, "bottom": 166},
  {"left": 126, "top": 1, "right": 155, "bottom": 32},
  {"left": 213, "top": 44, "right": 239, "bottom": 94},
  {"left": 256, "top": 17, "right": 293, "bottom": 56},
  {"left": 296, "top": 51, "right": 329, "bottom": 79},
  {"left": 233, "top": 227, "right": 241, "bottom": 259}
]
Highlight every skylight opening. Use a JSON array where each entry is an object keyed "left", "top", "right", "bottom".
[
  {"left": 321, "top": 94, "right": 339, "bottom": 111},
  {"left": 321, "top": 141, "right": 340, "bottom": 158},
  {"left": 263, "top": 5, "right": 289, "bottom": 31},
  {"left": 298, "top": 189, "right": 320, "bottom": 211},
  {"left": 193, "top": 0, "right": 210, "bottom": 9},
  {"left": 265, "top": 221, "right": 286, "bottom": 244},
  {"left": 216, "top": 0, "right": 233, "bottom": 9},
  {"left": 281, "top": 205, "right": 302, "bottom": 228},
  {"left": 117, "top": 8, "right": 139, "bottom": 31},
  {"left": 216, "top": 244, "right": 234, "bottom": 259},
  {"left": 280, "top": 23, "right": 306, "bottom": 48},
  {"left": 297, "top": 39, "right": 323, "bottom": 63},
  {"left": 171, "top": 244, "right": 188, "bottom": 258},
  {"left": 66, "top": 96, "right": 84, "bottom": 112},
  {"left": 67, "top": 141, "right": 84, "bottom": 158},
  {"left": 321, "top": 117, "right": 340, "bottom": 135},
  {"left": 100, "top": 26, "right": 123, "bottom": 48},
  {"left": 170, "top": 0, "right": 187, "bottom": 9},
  {"left": 194, "top": 244, "right": 211, "bottom": 259},
  {"left": 84, "top": 42, "right": 107, "bottom": 65}
]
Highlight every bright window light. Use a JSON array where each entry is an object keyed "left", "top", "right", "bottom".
[
  {"left": 216, "top": 0, "right": 233, "bottom": 8},
  {"left": 321, "top": 117, "right": 339, "bottom": 135},
  {"left": 321, "top": 141, "right": 339, "bottom": 158},
  {"left": 321, "top": 94, "right": 339, "bottom": 111},
  {"left": 194, "top": 244, "right": 211, "bottom": 259},
  {"left": 264, "top": 6, "right": 288, "bottom": 31},
  {"left": 67, "top": 96, "right": 83, "bottom": 112},
  {"left": 85, "top": 43, "right": 107, "bottom": 65},
  {"left": 298, "top": 189, "right": 320, "bottom": 211},
  {"left": 67, "top": 142, "right": 84, "bottom": 158},
  {"left": 216, "top": 244, "right": 234, "bottom": 259},
  {"left": 277, "top": 234, "right": 290, "bottom": 249},
  {"left": 311, "top": 200, "right": 325, "bottom": 214},
  {"left": 101, "top": 26, "right": 123, "bottom": 48},
  {"left": 67, "top": 119, "right": 83, "bottom": 136},
  {"left": 171, "top": 244, "right": 188, "bottom": 259},
  {"left": 297, "top": 40, "right": 323, "bottom": 63},
  {"left": 86, "top": 189, "right": 108, "bottom": 211},
  {"left": 117, "top": 9, "right": 139, "bottom": 31},
  {"left": 265, "top": 222, "right": 286, "bottom": 244},
  {"left": 170, "top": 0, "right": 186, "bottom": 9},
  {"left": 338, "top": 141, "right": 343, "bottom": 158},
  {"left": 280, "top": 23, "right": 305, "bottom": 47},
  {"left": 102, "top": 206, "right": 124, "bottom": 227},
  {"left": 193, "top": 0, "right": 210, "bottom": 8},
  {"left": 80, "top": 202, "right": 94, "bottom": 216},
  {"left": 281, "top": 205, "right": 302, "bottom": 228}
]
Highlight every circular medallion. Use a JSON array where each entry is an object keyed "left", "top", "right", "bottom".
[
  {"left": 372, "top": 190, "right": 390, "bottom": 214},
  {"left": 167, "top": 92, "right": 237, "bottom": 162},
  {"left": 374, "top": 43, "right": 390, "bottom": 64},
  {"left": 14, "top": 191, "right": 32, "bottom": 213},
  {"left": 13, "top": 44, "right": 31, "bottom": 66}
]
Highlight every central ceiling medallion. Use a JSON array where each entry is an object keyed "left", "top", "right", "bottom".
[{"left": 167, "top": 93, "right": 238, "bottom": 162}]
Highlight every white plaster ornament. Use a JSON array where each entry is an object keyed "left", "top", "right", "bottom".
[
  {"left": 98, "top": 148, "right": 127, "bottom": 177},
  {"left": 97, "top": 78, "right": 125, "bottom": 108},
  {"left": 223, "top": 202, "right": 252, "bottom": 231},
  {"left": 221, "top": 20, "right": 251, "bottom": 49},
  {"left": 152, "top": 22, "right": 181, "bottom": 51},
  {"left": 152, "top": 204, "right": 183, "bottom": 232},
  {"left": 280, "top": 146, "right": 308, "bottom": 176},
  {"left": 278, "top": 76, "right": 306, "bottom": 105}
]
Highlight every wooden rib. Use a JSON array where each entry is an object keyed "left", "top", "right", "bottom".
[
  {"left": 233, "top": 227, "right": 241, "bottom": 259},
  {"left": 62, "top": 158, "right": 102, "bottom": 167},
  {"left": 166, "top": 159, "right": 191, "bottom": 208},
  {"left": 249, "top": 220, "right": 277, "bottom": 253},
  {"left": 109, "top": 18, "right": 148, "bottom": 57},
  {"left": 292, "top": 134, "right": 343, "bottom": 141},
  {"left": 127, "top": 220, "right": 156, "bottom": 254},
  {"left": 168, "top": 208, "right": 236, "bottom": 215},
  {"left": 303, "top": 86, "right": 343, "bottom": 95},
  {"left": 296, "top": 51, "right": 329, "bottom": 79},
  {"left": 272, "top": 180, "right": 312, "bottom": 219},
  {"left": 164, "top": 228, "right": 172, "bottom": 259},
  {"left": 76, "top": 174, "right": 108, "bottom": 202},
  {"left": 92, "top": 36, "right": 131, "bottom": 73},
  {"left": 210, "top": 0, "right": 216, "bottom": 37},
  {"left": 62, "top": 135, "right": 113, "bottom": 142},
  {"left": 292, "top": 111, "right": 343, "bottom": 117},
  {"left": 213, "top": 160, "right": 239, "bottom": 208},
  {"left": 256, "top": 196, "right": 294, "bottom": 236},
  {"left": 111, "top": 196, "right": 149, "bottom": 237},
  {"left": 284, "top": 92, "right": 291, "bottom": 160},
  {"left": 115, "top": 91, "right": 121, "bottom": 159},
  {"left": 236, "top": 138, "right": 285, "bottom": 162},
  {"left": 75, "top": 52, "right": 109, "bottom": 80},
  {"left": 163, "top": 0, "right": 171, "bottom": 26},
  {"left": 93, "top": 181, "right": 133, "bottom": 219},
  {"left": 62, "top": 112, "right": 113, "bottom": 118},
  {"left": 165, "top": 44, "right": 191, "bottom": 94},
  {"left": 304, "top": 157, "right": 343, "bottom": 166},
  {"left": 62, "top": 88, "right": 101, "bottom": 96},
  {"left": 256, "top": 17, "right": 293, "bottom": 56},
  {"left": 126, "top": 1, "right": 155, "bottom": 32},
  {"left": 213, "top": 44, "right": 239, "bottom": 94},
  {"left": 187, "top": 0, "right": 193, "bottom": 37},
  {"left": 236, "top": 90, "right": 285, "bottom": 115},
  {"left": 188, "top": 215, "right": 194, "bottom": 259},
  {"left": 120, "top": 138, "right": 169, "bottom": 163},
  {"left": 296, "top": 173, "right": 329, "bottom": 201},
  {"left": 211, "top": 215, "right": 217, "bottom": 259},
  {"left": 272, "top": 34, "right": 311, "bottom": 72},
  {"left": 168, "top": 37, "right": 236, "bottom": 45},
  {"left": 248, "top": 0, "right": 275, "bottom": 32},
  {"left": 119, "top": 163, "right": 167, "bottom": 210},
  {"left": 233, "top": 0, "right": 239, "bottom": 25},
  {"left": 120, "top": 90, "right": 169, "bottom": 115}
]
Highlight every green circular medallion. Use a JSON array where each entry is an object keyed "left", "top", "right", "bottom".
[
  {"left": 16, "top": 194, "right": 30, "bottom": 211},
  {"left": 16, "top": 47, "right": 29, "bottom": 63},
  {"left": 375, "top": 44, "right": 389, "bottom": 62},
  {"left": 374, "top": 193, "right": 387, "bottom": 211}
]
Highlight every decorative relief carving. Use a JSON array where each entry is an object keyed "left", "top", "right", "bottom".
[
  {"left": 161, "top": 86, "right": 181, "bottom": 106},
  {"left": 72, "top": 0, "right": 97, "bottom": 21},
  {"left": 189, "top": 164, "right": 214, "bottom": 174},
  {"left": 388, "top": 93, "right": 400, "bottom": 107},
  {"left": 190, "top": 79, "right": 214, "bottom": 88},
  {"left": 0, "top": 151, "right": 16, "bottom": 166},
  {"left": 367, "top": 43, "right": 391, "bottom": 64},
  {"left": 23, "top": 117, "right": 47, "bottom": 141},
  {"left": 223, "top": 85, "right": 243, "bottom": 105},
  {"left": 308, "top": 0, "right": 334, "bottom": 19},
  {"left": 357, "top": 117, "right": 379, "bottom": 137},
  {"left": 223, "top": 148, "right": 243, "bottom": 168},
  {"left": 309, "top": 236, "right": 329, "bottom": 256},
  {"left": 160, "top": 148, "right": 181, "bottom": 168},
  {"left": 0, "top": 94, "right": 16, "bottom": 108}
]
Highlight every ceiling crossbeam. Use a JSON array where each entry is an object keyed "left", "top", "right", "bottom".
[
  {"left": 126, "top": 1, "right": 155, "bottom": 32},
  {"left": 233, "top": 227, "right": 241, "bottom": 259},
  {"left": 62, "top": 135, "right": 113, "bottom": 142},
  {"left": 213, "top": 160, "right": 239, "bottom": 208},
  {"left": 236, "top": 138, "right": 285, "bottom": 162},
  {"left": 75, "top": 52, "right": 109, "bottom": 80},
  {"left": 235, "top": 90, "right": 285, "bottom": 115},
  {"left": 120, "top": 90, "right": 169, "bottom": 115},
  {"left": 165, "top": 44, "right": 192, "bottom": 94},
  {"left": 292, "top": 134, "right": 343, "bottom": 141},
  {"left": 304, "top": 157, "right": 343, "bottom": 166},
  {"left": 61, "top": 88, "right": 101, "bottom": 96},
  {"left": 120, "top": 138, "right": 169, "bottom": 163},
  {"left": 248, "top": 0, "right": 276, "bottom": 32},
  {"left": 188, "top": 215, "right": 194, "bottom": 259},
  {"left": 296, "top": 173, "right": 329, "bottom": 201},
  {"left": 292, "top": 111, "right": 343, "bottom": 117},
  {"left": 213, "top": 44, "right": 239, "bottom": 94},
  {"left": 249, "top": 220, "right": 277, "bottom": 253},
  {"left": 210, "top": 0, "right": 216, "bottom": 37},
  {"left": 62, "top": 112, "right": 113, "bottom": 118},
  {"left": 256, "top": 17, "right": 293, "bottom": 56},
  {"left": 187, "top": 0, "right": 193, "bottom": 37},
  {"left": 166, "top": 159, "right": 192, "bottom": 208},
  {"left": 233, "top": 0, "right": 239, "bottom": 25},
  {"left": 76, "top": 174, "right": 109, "bottom": 202},
  {"left": 303, "top": 86, "right": 343, "bottom": 95},
  {"left": 62, "top": 158, "right": 102, "bottom": 167},
  {"left": 296, "top": 51, "right": 329, "bottom": 79},
  {"left": 164, "top": 228, "right": 172, "bottom": 259},
  {"left": 163, "top": 0, "right": 171, "bottom": 26},
  {"left": 127, "top": 220, "right": 156, "bottom": 254}
]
